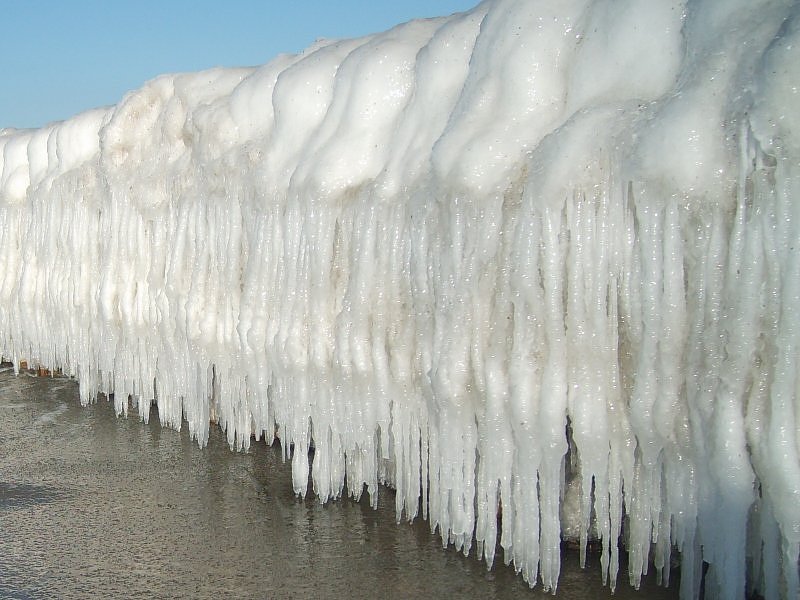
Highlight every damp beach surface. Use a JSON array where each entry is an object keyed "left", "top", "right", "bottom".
[{"left": 0, "top": 369, "right": 679, "bottom": 599}]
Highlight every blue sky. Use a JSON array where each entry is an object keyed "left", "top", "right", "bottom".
[{"left": 1, "top": 0, "right": 479, "bottom": 130}]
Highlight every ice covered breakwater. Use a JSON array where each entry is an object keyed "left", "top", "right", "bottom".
[{"left": 1, "top": 0, "right": 799, "bottom": 598}]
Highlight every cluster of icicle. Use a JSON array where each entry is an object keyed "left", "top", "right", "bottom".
[{"left": 1, "top": 0, "right": 798, "bottom": 598}]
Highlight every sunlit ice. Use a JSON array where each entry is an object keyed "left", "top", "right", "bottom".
[{"left": 1, "top": 1, "right": 798, "bottom": 598}]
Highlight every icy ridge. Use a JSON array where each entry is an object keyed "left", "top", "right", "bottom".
[{"left": 1, "top": 1, "right": 799, "bottom": 598}]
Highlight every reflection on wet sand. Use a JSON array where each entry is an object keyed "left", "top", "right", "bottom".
[{"left": 0, "top": 371, "right": 679, "bottom": 599}]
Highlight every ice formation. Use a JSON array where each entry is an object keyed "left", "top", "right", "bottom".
[{"left": 1, "top": 0, "right": 799, "bottom": 597}]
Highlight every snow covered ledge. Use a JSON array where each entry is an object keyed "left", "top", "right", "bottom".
[{"left": 1, "top": 1, "right": 798, "bottom": 598}]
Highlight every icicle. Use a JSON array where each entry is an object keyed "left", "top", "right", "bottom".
[{"left": 0, "top": 1, "right": 798, "bottom": 598}]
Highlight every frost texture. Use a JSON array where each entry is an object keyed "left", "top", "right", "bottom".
[{"left": 1, "top": 1, "right": 799, "bottom": 598}]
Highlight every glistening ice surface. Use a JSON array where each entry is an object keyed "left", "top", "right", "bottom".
[{"left": 1, "top": 1, "right": 799, "bottom": 598}]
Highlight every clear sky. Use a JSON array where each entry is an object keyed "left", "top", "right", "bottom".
[{"left": 1, "top": 0, "right": 479, "bottom": 130}]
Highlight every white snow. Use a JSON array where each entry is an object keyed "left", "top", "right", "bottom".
[{"left": 1, "top": 0, "right": 799, "bottom": 598}]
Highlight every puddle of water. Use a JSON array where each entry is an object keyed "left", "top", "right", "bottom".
[{"left": 0, "top": 482, "right": 62, "bottom": 508}]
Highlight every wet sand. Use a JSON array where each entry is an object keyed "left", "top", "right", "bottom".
[{"left": 0, "top": 369, "right": 679, "bottom": 599}]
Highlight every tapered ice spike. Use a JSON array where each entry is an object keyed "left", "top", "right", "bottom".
[{"left": 1, "top": 1, "right": 798, "bottom": 598}]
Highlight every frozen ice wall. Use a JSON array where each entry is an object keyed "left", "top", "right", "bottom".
[{"left": 1, "top": 0, "right": 799, "bottom": 597}]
